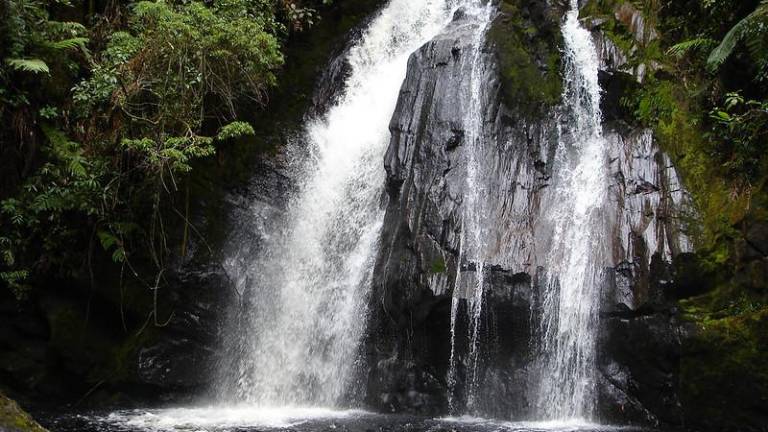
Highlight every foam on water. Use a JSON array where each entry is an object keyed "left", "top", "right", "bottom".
[
  {"left": 439, "top": 415, "right": 637, "bottom": 432},
  {"left": 95, "top": 407, "right": 368, "bottom": 431}
]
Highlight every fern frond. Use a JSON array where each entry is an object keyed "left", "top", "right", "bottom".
[
  {"left": 45, "top": 21, "right": 87, "bottom": 34},
  {"left": 43, "top": 37, "right": 89, "bottom": 51},
  {"left": 5, "top": 58, "right": 50, "bottom": 74},
  {"left": 666, "top": 38, "right": 717, "bottom": 58},
  {"left": 708, "top": 1, "right": 768, "bottom": 71},
  {"left": 745, "top": 29, "right": 768, "bottom": 61}
]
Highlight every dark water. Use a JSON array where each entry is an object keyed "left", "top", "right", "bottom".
[{"left": 40, "top": 407, "right": 646, "bottom": 432}]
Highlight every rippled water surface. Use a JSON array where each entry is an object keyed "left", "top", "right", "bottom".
[{"left": 43, "top": 408, "right": 646, "bottom": 432}]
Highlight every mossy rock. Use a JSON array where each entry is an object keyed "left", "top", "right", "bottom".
[
  {"left": 0, "top": 393, "right": 48, "bottom": 432},
  {"left": 680, "top": 305, "right": 768, "bottom": 430},
  {"left": 488, "top": 0, "right": 563, "bottom": 117},
  {"left": 580, "top": 0, "right": 623, "bottom": 20},
  {"left": 430, "top": 257, "right": 447, "bottom": 274}
]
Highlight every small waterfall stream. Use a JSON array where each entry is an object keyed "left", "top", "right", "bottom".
[
  {"left": 534, "top": 0, "right": 610, "bottom": 420},
  {"left": 447, "top": 0, "right": 494, "bottom": 414},
  {"left": 446, "top": 0, "right": 611, "bottom": 420}
]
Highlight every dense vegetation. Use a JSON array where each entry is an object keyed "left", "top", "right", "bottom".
[
  {"left": 0, "top": 0, "right": 331, "bottom": 298},
  {"left": 582, "top": 0, "right": 768, "bottom": 427}
]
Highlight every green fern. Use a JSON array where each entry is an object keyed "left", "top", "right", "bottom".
[
  {"left": 707, "top": 1, "right": 768, "bottom": 71},
  {"left": 44, "top": 21, "right": 87, "bottom": 34},
  {"left": 5, "top": 58, "right": 50, "bottom": 74},
  {"left": 43, "top": 37, "right": 89, "bottom": 51},
  {"left": 667, "top": 38, "right": 717, "bottom": 58}
]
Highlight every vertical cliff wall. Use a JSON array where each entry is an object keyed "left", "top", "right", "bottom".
[{"left": 364, "top": 0, "right": 693, "bottom": 426}]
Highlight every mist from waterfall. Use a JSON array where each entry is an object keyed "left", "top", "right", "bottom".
[
  {"left": 534, "top": 0, "right": 610, "bottom": 421},
  {"left": 217, "top": 0, "right": 470, "bottom": 408}
]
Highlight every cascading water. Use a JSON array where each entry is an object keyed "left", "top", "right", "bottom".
[
  {"left": 534, "top": 0, "right": 610, "bottom": 420},
  {"left": 446, "top": 0, "right": 494, "bottom": 414},
  {"left": 219, "top": 0, "right": 472, "bottom": 408}
]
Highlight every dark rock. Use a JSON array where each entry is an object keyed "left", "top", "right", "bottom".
[
  {"left": 366, "top": 0, "right": 693, "bottom": 425},
  {"left": 597, "top": 70, "right": 637, "bottom": 122},
  {"left": 745, "top": 221, "right": 768, "bottom": 257},
  {"left": 136, "top": 263, "right": 234, "bottom": 394},
  {"left": 599, "top": 313, "right": 682, "bottom": 426},
  {"left": 310, "top": 47, "right": 354, "bottom": 118}
]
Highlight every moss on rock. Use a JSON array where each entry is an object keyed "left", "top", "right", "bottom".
[
  {"left": 430, "top": 257, "right": 447, "bottom": 274},
  {"left": 680, "top": 304, "right": 768, "bottom": 430},
  {"left": 488, "top": 0, "right": 563, "bottom": 116},
  {"left": 0, "top": 392, "right": 48, "bottom": 432}
]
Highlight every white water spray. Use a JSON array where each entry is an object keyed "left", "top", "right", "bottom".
[
  {"left": 221, "top": 0, "right": 472, "bottom": 408},
  {"left": 447, "top": 0, "right": 495, "bottom": 414},
  {"left": 535, "top": 0, "right": 610, "bottom": 420}
]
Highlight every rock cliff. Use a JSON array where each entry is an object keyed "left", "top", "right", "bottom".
[{"left": 364, "top": 0, "right": 693, "bottom": 426}]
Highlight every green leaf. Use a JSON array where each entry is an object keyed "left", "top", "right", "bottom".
[
  {"left": 2, "top": 249, "right": 15, "bottom": 266},
  {"left": 44, "top": 37, "right": 89, "bottom": 51},
  {"left": 707, "top": 1, "right": 768, "bottom": 72},
  {"left": 216, "top": 121, "right": 255, "bottom": 141},
  {"left": 97, "top": 230, "right": 118, "bottom": 250},
  {"left": 5, "top": 58, "right": 50, "bottom": 74},
  {"left": 112, "top": 248, "right": 126, "bottom": 263},
  {"left": 666, "top": 38, "right": 716, "bottom": 58}
]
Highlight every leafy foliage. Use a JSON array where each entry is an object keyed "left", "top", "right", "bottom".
[
  {"left": 0, "top": 0, "right": 330, "bottom": 297},
  {"left": 4, "top": 58, "right": 50, "bottom": 74},
  {"left": 707, "top": 1, "right": 768, "bottom": 76},
  {"left": 666, "top": 37, "right": 717, "bottom": 58}
]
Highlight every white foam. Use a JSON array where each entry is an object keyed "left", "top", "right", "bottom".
[
  {"left": 99, "top": 407, "right": 369, "bottom": 431},
  {"left": 439, "top": 415, "right": 633, "bottom": 431}
]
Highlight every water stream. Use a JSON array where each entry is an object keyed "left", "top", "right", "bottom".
[
  {"left": 447, "top": 0, "right": 495, "bottom": 414},
  {"left": 218, "top": 0, "right": 476, "bottom": 408},
  {"left": 534, "top": 0, "right": 610, "bottom": 421}
]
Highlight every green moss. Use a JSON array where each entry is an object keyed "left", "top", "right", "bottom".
[
  {"left": 580, "top": 0, "right": 621, "bottom": 18},
  {"left": 620, "top": 70, "right": 759, "bottom": 274},
  {"left": 680, "top": 306, "right": 768, "bottom": 429},
  {"left": 0, "top": 393, "right": 48, "bottom": 432},
  {"left": 488, "top": 0, "right": 563, "bottom": 116},
  {"left": 430, "top": 257, "right": 447, "bottom": 274},
  {"left": 581, "top": 1, "right": 665, "bottom": 71},
  {"left": 101, "top": 327, "right": 156, "bottom": 383}
]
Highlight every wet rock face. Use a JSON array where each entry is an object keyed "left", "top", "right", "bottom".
[
  {"left": 137, "top": 263, "right": 233, "bottom": 393},
  {"left": 367, "top": 4, "right": 554, "bottom": 417},
  {"left": 366, "top": 1, "right": 692, "bottom": 426},
  {"left": 138, "top": 158, "right": 292, "bottom": 399}
]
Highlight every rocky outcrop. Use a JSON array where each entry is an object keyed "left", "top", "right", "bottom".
[
  {"left": 365, "top": 0, "right": 693, "bottom": 426},
  {"left": 586, "top": 1, "right": 661, "bottom": 84},
  {"left": 136, "top": 263, "right": 234, "bottom": 396},
  {"left": 0, "top": 392, "right": 47, "bottom": 432}
]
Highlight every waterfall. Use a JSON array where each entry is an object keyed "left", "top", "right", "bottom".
[
  {"left": 534, "top": 0, "right": 610, "bottom": 420},
  {"left": 447, "top": 0, "right": 494, "bottom": 414},
  {"left": 219, "top": 0, "right": 469, "bottom": 408}
]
